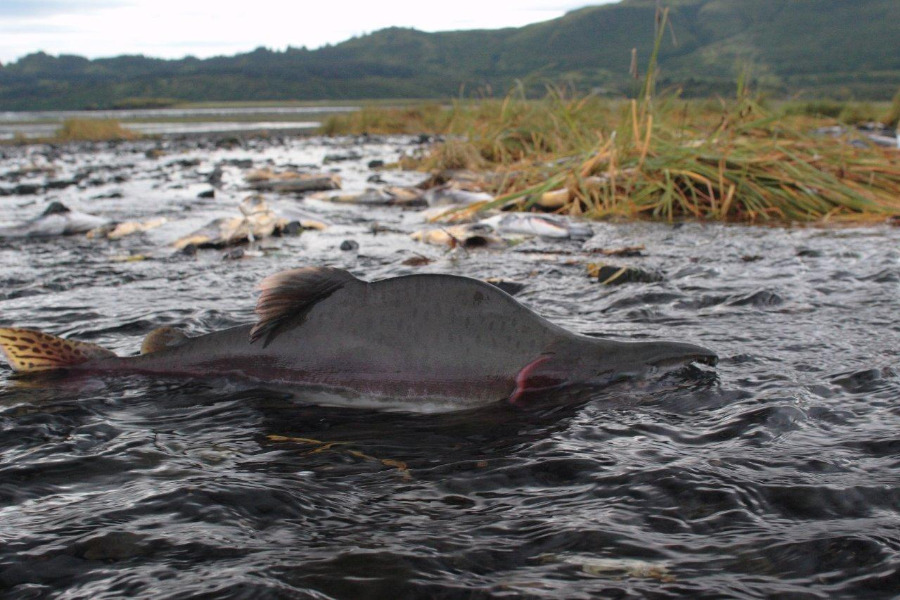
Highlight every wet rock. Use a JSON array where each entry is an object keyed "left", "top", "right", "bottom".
[
  {"left": 12, "top": 183, "right": 42, "bottom": 195},
  {"left": 207, "top": 167, "right": 224, "bottom": 186},
  {"left": 797, "top": 247, "right": 823, "bottom": 258},
  {"left": 92, "top": 190, "right": 124, "bottom": 199},
  {"left": 340, "top": 240, "right": 360, "bottom": 251},
  {"left": 588, "top": 245, "right": 645, "bottom": 257},
  {"left": 368, "top": 159, "right": 385, "bottom": 169},
  {"left": 323, "top": 151, "right": 362, "bottom": 164},
  {"left": 215, "top": 136, "right": 243, "bottom": 149},
  {"left": 45, "top": 179, "right": 77, "bottom": 190},
  {"left": 588, "top": 263, "right": 664, "bottom": 285},
  {"left": 172, "top": 158, "right": 201, "bottom": 168},
  {"left": 401, "top": 254, "right": 433, "bottom": 266},
  {"left": 222, "top": 247, "right": 245, "bottom": 260},
  {"left": 728, "top": 290, "right": 784, "bottom": 308},
  {"left": 367, "top": 174, "right": 386, "bottom": 183},
  {"left": 197, "top": 189, "right": 215, "bottom": 199},
  {"left": 741, "top": 255, "right": 763, "bottom": 262},
  {"left": 74, "top": 532, "right": 154, "bottom": 561},
  {"left": 222, "top": 158, "right": 253, "bottom": 169},
  {"left": 280, "top": 221, "right": 303, "bottom": 236}
]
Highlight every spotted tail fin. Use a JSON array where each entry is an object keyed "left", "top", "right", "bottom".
[{"left": 0, "top": 328, "right": 116, "bottom": 373}]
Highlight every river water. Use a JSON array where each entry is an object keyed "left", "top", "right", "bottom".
[
  {"left": 0, "top": 135, "right": 898, "bottom": 598},
  {"left": 0, "top": 106, "right": 358, "bottom": 140}
]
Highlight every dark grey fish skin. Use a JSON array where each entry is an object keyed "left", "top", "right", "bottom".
[{"left": 77, "top": 271, "right": 716, "bottom": 408}]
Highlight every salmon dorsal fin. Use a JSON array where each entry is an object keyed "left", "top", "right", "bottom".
[
  {"left": 141, "top": 326, "right": 189, "bottom": 355},
  {"left": 251, "top": 267, "right": 362, "bottom": 346},
  {"left": 0, "top": 327, "right": 116, "bottom": 373}
]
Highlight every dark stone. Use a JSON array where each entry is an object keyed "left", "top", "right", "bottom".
[
  {"left": 173, "top": 158, "right": 201, "bottom": 168},
  {"left": 281, "top": 221, "right": 302, "bottom": 236},
  {"left": 45, "top": 179, "right": 76, "bottom": 190},
  {"left": 223, "top": 248, "right": 245, "bottom": 260},
  {"left": 12, "top": 183, "right": 41, "bottom": 195},
  {"left": 215, "top": 136, "right": 243, "bottom": 149},
  {"left": 323, "top": 152, "right": 362, "bottom": 164},
  {"left": 179, "top": 243, "right": 198, "bottom": 257},
  {"left": 207, "top": 167, "right": 223, "bottom": 186},
  {"left": 797, "top": 248, "right": 823, "bottom": 258},
  {"left": 220, "top": 158, "right": 253, "bottom": 168},
  {"left": 42, "top": 201, "right": 71, "bottom": 215},
  {"left": 367, "top": 159, "right": 385, "bottom": 169},
  {"left": 590, "top": 264, "right": 664, "bottom": 285},
  {"left": 93, "top": 191, "right": 124, "bottom": 199},
  {"left": 367, "top": 174, "right": 386, "bottom": 184},
  {"left": 340, "top": 240, "right": 360, "bottom": 251},
  {"left": 197, "top": 189, "right": 215, "bottom": 199}
]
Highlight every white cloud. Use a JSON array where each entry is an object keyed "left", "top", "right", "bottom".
[{"left": 0, "top": 0, "right": 613, "bottom": 63}]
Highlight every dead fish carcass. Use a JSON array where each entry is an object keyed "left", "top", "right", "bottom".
[
  {"left": 173, "top": 195, "right": 291, "bottom": 250},
  {"left": 0, "top": 201, "right": 110, "bottom": 238},
  {"left": 479, "top": 213, "right": 593, "bottom": 239}
]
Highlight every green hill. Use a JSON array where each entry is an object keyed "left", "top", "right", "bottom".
[{"left": 1, "top": 0, "right": 898, "bottom": 110}]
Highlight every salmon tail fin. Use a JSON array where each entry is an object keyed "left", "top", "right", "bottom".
[{"left": 0, "top": 327, "right": 116, "bottom": 373}]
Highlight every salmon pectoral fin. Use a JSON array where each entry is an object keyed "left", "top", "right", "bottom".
[
  {"left": 251, "top": 266, "right": 363, "bottom": 347},
  {"left": 509, "top": 355, "right": 565, "bottom": 404},
  {"left": 0, "top": 327, "right": 116, "bottom": 373}
]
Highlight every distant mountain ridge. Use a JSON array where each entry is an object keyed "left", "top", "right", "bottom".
[{"left": 1, "top": 0, "right": 898, "bottom": 110}]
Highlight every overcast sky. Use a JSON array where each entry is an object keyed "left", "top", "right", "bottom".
[{"left": 0, "top": 0, "right": 617, "bottom": 64}]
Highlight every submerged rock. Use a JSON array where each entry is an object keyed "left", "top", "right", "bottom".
[{"left": 588, "top": 263, "right": 664, "bottom": 284}]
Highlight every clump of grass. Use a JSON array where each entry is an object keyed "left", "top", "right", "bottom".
[
  {"left": 452, "top": 9, "right": 900, "bottom": 223},
  {"left": 321, "top": 103, "right": 451, "bottom": 135},
  {"left": 885, "top": 88, "right": 900, "bottom": 128},
  {"left": 317, "top": 10, "right": 900, "bottom": 224},
  {"left": 55, "top": 119, "right": 139, "bottom": 142}
]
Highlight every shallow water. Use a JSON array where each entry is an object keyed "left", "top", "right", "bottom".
[
  {"left": 0, "top": 135, "right": 898, "bottom": 598},
  {"left": 0, "top": 105, "right": 357, "bottom": 140}
]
